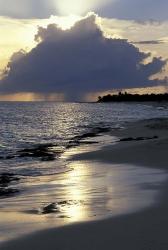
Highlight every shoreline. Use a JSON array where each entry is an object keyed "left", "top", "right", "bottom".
[
  {"left": 71, "top": 118, "right": 168, "bottom": 169},
  {"left": 1, "top": 117, "right": 168, "bottom": 249}
]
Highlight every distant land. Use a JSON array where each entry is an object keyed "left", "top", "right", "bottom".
[{"left": 98, "top": 92, "right": 168, "bottom": 102}]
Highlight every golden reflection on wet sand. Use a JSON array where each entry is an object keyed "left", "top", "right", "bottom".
[
  {"left": 0, "top": 159, "right": 167, "bottom": 243},
  {"left": 52, "top": 161, "right": 90, "bottom": 222}
]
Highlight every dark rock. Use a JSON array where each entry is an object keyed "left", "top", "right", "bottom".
[
  {"left": 58, "top": 215, "right": 70, "bottom": 219},
  {"left": 0, "top": 187, "right": 19, "bottom": 198},
  {"left": 41, "top": 156, "right": 56, "bottom": 161},
  {"left": 72, "top": 126, "right": 111, "bottom": 142},
  {"left": 0, "top": 173, "right": 19, "bottom": 187},
  {"left": 120, "top": 136, "right": 158, "bottom": 142},
  {"left": 5, "top": 155, "right": 15, "bottom": 160},
  {"left": 17, "top": 144, "right": 63, "bottom": 161},
  {"left": 79, "top": 141, "right": 99, "bottom": 145},
  {"left": 0, "top": 143, "right": 62, "bottom": 162},
  {"left": 42, "top": 203, "right": 59, "bottom": 214},
  {"left": 66, "top": 140, "right": 80, "bottom": 149},
  {"left": 0, "top": 155, "right": 15, "bottom": 160},
  {"left": 0, "top": 173, "right": 20, "bottom": 198},
  {"left": 73, "top": 132, "right": 97, "bottom": 141},
  {"left": 120, "top": 137, "right": 134, "bottom": 142},
  {"left": 93, "top": 127, "right": 111, "bottom": 133},
  {"left": 40, "top": 200, "right": 81, "bottom": 215},
  {"left": 66, "top": 140, "right": 98, "bottom": 149}
]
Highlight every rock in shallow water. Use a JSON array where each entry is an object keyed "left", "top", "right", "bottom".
[
  {"left": 0, "top": 187, "right": 19, "bottom": 198},
  {"left": 0, "top": 173, "right": 19, "bottom": 187},
  {"left": 72, "top": 127, "right": 111, "bottom": 141},
  {"left": 120, "top": 136, "right": 158, "bottom": 142},
  {"left": 1, "top": 144, "right": 64, "bottom": 162},
  {"left": 37, "top": 200, "right": 82, "bottom": 215},
  {"left": 0, "top": 173, "right": 20, "bottom": 198},
  {"left": 42, "top": 203, "right": 59, "bottom": 214},
  {"left": 17, "top": 144, "right": 61, "bottom": 161}
]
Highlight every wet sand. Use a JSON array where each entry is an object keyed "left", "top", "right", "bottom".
[
  {"left": 72, "top": 118, "right": 168, "bottom": 169},
  {"left": 1, "top": 118, "right": 168, "bottom": 250}
]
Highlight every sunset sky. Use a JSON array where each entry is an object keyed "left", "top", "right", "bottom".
[{"left": 0, "top": 0, "right": 168, "bottom": 101}]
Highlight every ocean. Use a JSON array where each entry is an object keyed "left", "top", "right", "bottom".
[{"left": 0, "top": 102, "right": 168, "bottom": 242}]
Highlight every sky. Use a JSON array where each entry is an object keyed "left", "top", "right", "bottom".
[{"left": 0, "top": 0, "right": 168, "bottom": 101}]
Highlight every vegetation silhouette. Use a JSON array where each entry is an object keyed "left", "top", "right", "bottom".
[{"left": 98, "top": 92, "right": 168, "bottom": 102}]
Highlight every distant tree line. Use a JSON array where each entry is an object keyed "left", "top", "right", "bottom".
[{"left": 98, "top": 92, "right": 168, "bottom": 102}]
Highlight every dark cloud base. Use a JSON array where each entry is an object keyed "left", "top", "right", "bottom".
[{"left": 0, "top": 14, "right": 167, "bottom": 101}]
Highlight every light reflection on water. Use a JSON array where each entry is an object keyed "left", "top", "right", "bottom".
[
  {"left": 0, "top": 159, "right": 167, "bottom": 243},
  {"left": 0, "top": 103, "right": 168, "bottom": 242},
  {"left": 60, "top": 165, "right": 88, "bottom": 221}
]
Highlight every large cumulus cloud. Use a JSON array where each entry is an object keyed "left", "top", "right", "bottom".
[{"left": 0, "top": 14, "right": 167, "bottom": 101}]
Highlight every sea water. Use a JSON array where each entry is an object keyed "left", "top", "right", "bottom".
[{"left": 0, "top": 102, "right": 168, "bottom": 242}]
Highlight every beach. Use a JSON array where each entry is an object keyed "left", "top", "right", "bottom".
[
  {"left": 73, "top": 118, "right": 168, "bottom": 169},
  {"left": 1, "top": 0, "right": 168, "bottom": 247},
  {"left": 1, "top": 117, "right": 168, "bottom": 250}
]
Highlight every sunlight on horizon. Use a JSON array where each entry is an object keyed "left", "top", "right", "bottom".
[
  {"left": 55, "top": 0, "right": 114, "bottom": 16},
  {"left": 56, "top": 0, "right": 88, "bottom": 16},
  {"left": 50, "top": 14, "right": 81, "bottom": 30}
]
